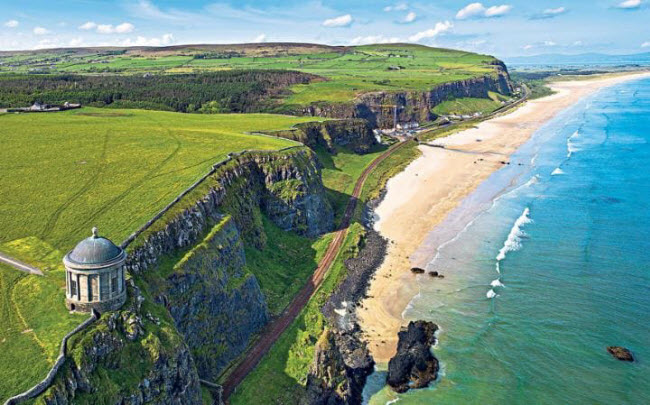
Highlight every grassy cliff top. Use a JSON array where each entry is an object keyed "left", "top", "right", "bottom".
[
  {"left": 0, "top": 43, "right": 505, "bottom": 105},
  {"left": 0, "top": 107, "right": 320, "bottom": 264},
  {"left": 0, "top": 107, "right": 324, "bottom": 401}
]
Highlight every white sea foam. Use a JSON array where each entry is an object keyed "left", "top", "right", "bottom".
[
  {"left": 551, "top": 168, "right": 565, "bottom": 176},
  {"left": 386, "top": 399, "right": 400, "bottom": 405},
  {"left": 495, "top": 207, "right": 532, "bottom": 272},
  {"left": 490, "top": 279, "right": 505, "bottom": 287},
  {"left": 486, "top": 289, "right": 498, "bottom": 298},
  {"left": 524, "top": 175, "right": 540, "bottom": 187},
  {"left": 567, "top": 130, "right": 580, "bottom": 157}
]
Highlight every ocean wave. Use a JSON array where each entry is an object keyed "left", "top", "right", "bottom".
[
  {"left": 487, "top": 289, "right": 498, "bottom": 298},
  {"left": 551, "top": 168, "right": 565, "bottom": 176},
  {"left": 567, "top": 130, "right": 580, "bottom": 157},
  {"left": 490, "top": 278, "right": 505, "bottom": 287},
  {"left": 495, "top": 207, "right": 532, "bottom": 272}
]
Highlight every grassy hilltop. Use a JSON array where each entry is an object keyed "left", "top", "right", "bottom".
[
  {"left": 0, "top": 107, "right": 319, "bottom": 399},
  {"left": 0, "top": 43, "right": 505, "bottom": 108}
]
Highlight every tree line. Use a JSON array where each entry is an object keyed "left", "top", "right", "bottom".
[{"left": 0, "top": 70, "right": 317, "bottom": 113}]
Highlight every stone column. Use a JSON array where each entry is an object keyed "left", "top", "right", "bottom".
[{"left": 108, "top": 270, "right": 113, "bottom": 299}]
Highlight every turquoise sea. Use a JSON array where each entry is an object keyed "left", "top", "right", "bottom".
[{"left": 364, "top": 78, "right": 650, "bottom": 404}]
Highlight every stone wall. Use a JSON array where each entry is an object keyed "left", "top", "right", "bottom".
[{"left": 3, "top": 311, "right": 97, "bottom": 405}]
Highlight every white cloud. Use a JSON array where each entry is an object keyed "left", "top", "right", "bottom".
[
  {"left": 403, "top": 11, "right": 417, "bottom": 23},
  {"left": 4, "top": 20, "right": 19, "bottom": 28},
  {"left": 79, "top": 21, "right": 97, "bottom": 30},
  {"left": 456, "top": 3, "right": 511, "bottom": 19},
  {"left": 523, "top": 44, "right": 533, "bottom": 50},
  {"left": 322, "top": 14, "right": 353, "bottom": 28},
  {"left": 616, "top": 0, "right": 642, "bottom": 9},
  {"left": 96, "top": 22, "right": 135, "bottom": 34},
  {"left": 484, "top": 5, "right": 512, "bottom": 17},
  {"left": 33, "top": 27, "right": 49, "bottom": 35},
  {"left": 384, "top": 3, "right": 409, "bottom": 12},
  {"left": 543, "top": 7, "right": 566, "bottom": 15},
  {"left": 69, "top": 37, "right": 85, "bottom": 47},
  {"left": 115, "top": 22, "right": 135, "bottom": 33},
  {"left": 573, "top": 40, "right": 583, "bottom": 46},
  {"left": 349, "top": 35, "right": 400, "bottom": 45},
  {"left": 456, "top": 3, "right": 486, "bottom": 19},
  {"left": 408, "top": 21, "right": 453, "bottom": 42},
  {"left": 543, "top": 40, "right": 557, "bottom": 46},
  {"left": 642, "top": 41, "right": 650, "bottom": 47},
  {"left": 253, "top": 33, "right": 267, "bottom": 43},
  {"left": 116, "top": 33, "right": 174, "bottom": 47}
]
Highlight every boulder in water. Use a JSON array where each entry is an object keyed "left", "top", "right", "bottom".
[
  {"left": 386, "top": 320, "right": 439, "bottom": 393},
  {"left": 607, "top": 346, "right": 634, "bottom": 362},
  {"left": 410, "top": 267, "right": 425, "bottom": 274}
]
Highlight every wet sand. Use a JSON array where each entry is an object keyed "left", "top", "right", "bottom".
[{"left": 357, "top": 71, "right": 650, "bottom": 364}]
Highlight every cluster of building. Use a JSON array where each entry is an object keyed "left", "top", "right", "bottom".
[{"left": 7, "top": 101, "right": 81, "bottom": 113}]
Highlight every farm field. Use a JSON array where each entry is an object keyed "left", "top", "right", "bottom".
[
  {"left": 0, "top": 107, "right": 322, "bottom": 400},
  {"left": 0, "top": 44, "right": 503, "bottom": 107}
]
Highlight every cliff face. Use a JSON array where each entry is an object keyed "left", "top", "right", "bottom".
[
  {"left": 268, "top": 119, "right": 378, "bottom": 154},
  {"left": 40, "top": 282, "right": 203, "bottom": 405},
  {"left": 123, "top": 147, "right": 333, "bottom": 381},
  {"left": 300, "top": 71, "right": 512, "bottom": 128},
  {"left": 126, "top": 147, "right": 333, "bottom": 274},
  {"left": 150, "top": 216, "right": 269, "bottom": 381},
  {"left": 38, "top": 147, "right": 334, "bottom": 404}
]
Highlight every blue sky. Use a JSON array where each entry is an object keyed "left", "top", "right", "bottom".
[{"left": 1, "top": 0, "right": 649, "bottom": 57}]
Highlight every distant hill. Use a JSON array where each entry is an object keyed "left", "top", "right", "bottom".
[{"left": 504, "top": 52, "right": 650, "bottom": 66}]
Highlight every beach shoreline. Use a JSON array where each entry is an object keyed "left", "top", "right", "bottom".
[{"left": 357, "top": 71, "right": 650, "bottom": 364}]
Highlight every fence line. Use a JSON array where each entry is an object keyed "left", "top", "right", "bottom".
[
  {"left": 3, "top": 310, "right": 98, "bottom": 405},
  {"left": 120, "top": 145, "right": 303, "bottom": 249}
]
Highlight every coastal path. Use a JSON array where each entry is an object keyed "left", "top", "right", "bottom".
[
  {"left": 0, "top": 252, "right": 44, "bottom": 275},
  {"left": 221, "top": 139, "right": 410, "bottom": 400}
]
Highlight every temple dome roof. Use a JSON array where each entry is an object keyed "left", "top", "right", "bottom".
[{"left": 64, "top": 227, "right": 125, "bottom": 268}]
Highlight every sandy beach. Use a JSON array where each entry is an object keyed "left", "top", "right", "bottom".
[{"left": 358, "top": 71, "right": 650, "bottom": 364}]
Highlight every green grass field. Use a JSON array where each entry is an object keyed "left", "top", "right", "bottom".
[
  {"left": 1, "top": 44, "right": 502, "bottom": 107},
  {"left": 0, "top": 107, "right": 322, "bottom": 401},
  {"left": 432, "top": 97, "right": 502, "bottom": 116}
]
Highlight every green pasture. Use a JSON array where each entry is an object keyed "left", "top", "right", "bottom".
[
  {"left": 1, "top": 44, "right": 502, "bottom": 106},
  {"left": 0, "top": 107, "right": 322, "bottom": 401}
]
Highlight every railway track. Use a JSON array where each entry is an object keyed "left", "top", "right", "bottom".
[
  {"left": 221, "top": 139, "right": 409, "bottom": 400},
  {"left": 221, "top": 86, "right": 529, "bottom": 400}
]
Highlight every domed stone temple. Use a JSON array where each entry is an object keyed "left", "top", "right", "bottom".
[{"left": 64, "top": 227, "right": 127, "bottom": 313}]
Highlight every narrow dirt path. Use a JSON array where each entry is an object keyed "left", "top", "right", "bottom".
[
  {"left": 0, "top": 253, "right": 43, "bottom": 276},
  {"left": 221, "top": 139, "right": 408, "bottom": 400}
]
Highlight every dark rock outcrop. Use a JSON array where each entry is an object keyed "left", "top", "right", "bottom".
[
  {"left": 154, "top": 217, "right": 269, "bottom": 381},
  {"left": 302, "top": 327, "right": 374, "bottom": 405},
  {"left": 40, "top": 282, "right": 203, "bottom": 404},
  {"left": 299, "top": 70, "right": 512, "bottom": 129},
  {"left": 269, "top": 119, "right": 378, "bottom": 154},
  {"left": 125, "top": 147, "right": 333, "bottom": 275},
  {"left": 120, "top": 148, "right": 333, "bottom": 383},
  {"left": 607, "top": 346, "right": 634, "bottom": 362},
  {"left": 387, "top": 321, "right": 439, "bottom": 393}
]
